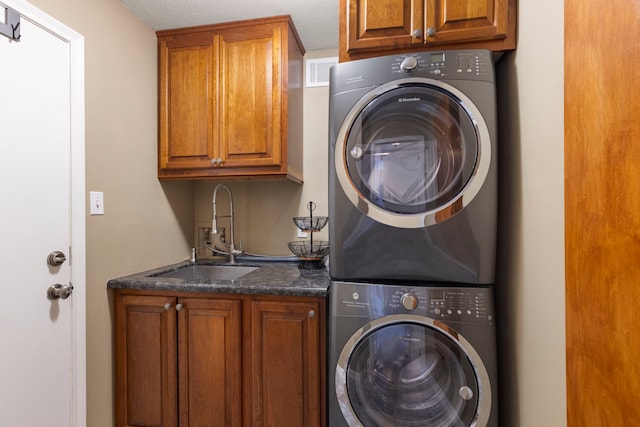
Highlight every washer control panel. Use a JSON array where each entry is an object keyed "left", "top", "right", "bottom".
[
  {"left": 400, "top": 293, "right": 419, "bottom": 310},
  {"left": 332, "top": 281, "right": 494, "bottom": 324}
]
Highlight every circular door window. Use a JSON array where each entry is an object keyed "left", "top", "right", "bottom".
[
  {"left": 335, "top": 315, "right": 491, "bottom": 427},
  {"left": 334, "top": 78, "right": 491, "bottom": 228}
]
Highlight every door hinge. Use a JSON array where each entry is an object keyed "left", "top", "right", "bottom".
[{"left": 1, "top": 6, "right": 21, "bottom": 42}]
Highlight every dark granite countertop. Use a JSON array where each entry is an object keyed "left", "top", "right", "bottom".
[{"left": 107, "top": 259, "right": 330, "bottom": 297}]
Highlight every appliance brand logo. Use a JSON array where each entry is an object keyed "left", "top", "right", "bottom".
[{"left": 398, "top": 97, "right": 421, "bottom": 103}]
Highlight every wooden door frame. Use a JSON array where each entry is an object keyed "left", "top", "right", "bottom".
[{"left": 2, "top": 0, "right": 86, "bottom": 425}]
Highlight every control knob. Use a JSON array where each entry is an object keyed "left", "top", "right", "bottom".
[
  {"left": 400, "top": 56, "right": 419, "bottom": 72},
  {"left": 401, "top": 293, "right": 419, "bottom": 311}
]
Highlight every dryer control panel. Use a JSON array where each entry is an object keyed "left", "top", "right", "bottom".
[
  {"left": 332, "top": 281, "right": 495, "bottom": 325},
  {"left": 329, "top": 49, "right": 495, "bottom": 99},
  {"left": 391, "top": 50, "right": 493, "bottom": 80}
]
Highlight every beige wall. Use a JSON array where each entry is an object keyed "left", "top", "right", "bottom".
[
  {"left": 496, "top": 0, "right": 566, "bottom": 426},
  {"left": 23, "top": 0, "right": 566, "bottom": 425},
  {"left": 27, "top": 0, "right": 193, "bottom": 426}
]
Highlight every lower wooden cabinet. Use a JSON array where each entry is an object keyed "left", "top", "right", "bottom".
[{"left": 114, "top": 290, "right": 325, "bottom": 427}]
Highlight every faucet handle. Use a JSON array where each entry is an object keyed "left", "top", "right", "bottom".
[{"left": 231, "top": 240, "right": 243, "bottom": 255}]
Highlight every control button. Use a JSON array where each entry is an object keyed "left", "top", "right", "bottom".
[
  {"left": 400, "top": 56, "right": 419, "bottom": 72},
  {"left": 401, "top": 293, "right": 419, "bottom": 311},
  {"left": 434, "top": 308, "right": 441, "bottom": 315},
  {"left": 457, "top": 309, "right": 462, "bottom": 315},
  {"left": 447, "top": 309, "right": 453, "bottom": 315},
  {"left": 352, "top": 292, "right": 359, "bottom": 300},
  {"left": 433, "top": 69, "right": 441, "bottom": 75}
]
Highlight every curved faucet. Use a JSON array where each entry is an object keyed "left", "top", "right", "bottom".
[{"left": 212, "top": 184, "right": 241, "bottom": 263}]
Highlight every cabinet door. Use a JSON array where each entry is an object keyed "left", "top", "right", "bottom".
[
  {"left": 344, "top": 0, "right": 424, "bottom": 52},
  {"left": 340, "top": 0, "right": 515, "bottom": 61},
  {"left": 425, "top": 0, "right": 511, "bottom": 45},
  {"left": 115, "top": 294, "right": 178, "bottom": 427},
  {"left": 178, "top": 298, "right": 242, "bottom": 427},
  {"left": 218, "top": 24, "right": 283, "bottom": 170},
  {"left": 158, "top": 32, "right": 219, "bottom": 171},
  {"left": 248, "top": 299, "right": 323, "bottom": 427}
]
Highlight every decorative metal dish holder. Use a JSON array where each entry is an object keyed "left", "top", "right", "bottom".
[{"left": 288, "top": 202, "right": 329, "bottom": 268}]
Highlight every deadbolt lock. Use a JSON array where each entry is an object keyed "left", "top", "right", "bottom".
[{"left": 47, "top": 251, "right": 67, "bottom": 267}]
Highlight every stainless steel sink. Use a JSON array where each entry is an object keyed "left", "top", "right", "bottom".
[{"left": 151, "top": 265, "right": 258, "bottom": 281}]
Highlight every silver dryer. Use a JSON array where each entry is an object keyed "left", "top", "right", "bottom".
[{"left": 329, "top": 50, "right": 498, "bottom": 284}]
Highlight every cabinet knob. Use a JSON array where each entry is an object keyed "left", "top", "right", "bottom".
[
  {"left": 210, "top": 158, "right": 223, "bottom": 166},
  {"left": 164, "top": 303, "right": 172, "bottom": 310},
  {"left": 175, "top": 303, "right": 184, "bottom": 311},
  {"left": 426, "top": 27, "right": 436, "bottom": 37},
  {"left": 308, "top": 310, "right": 316, "bottom": 318},
  {"left": 412, "top": 28, "right": 422, "bottom": 38}
]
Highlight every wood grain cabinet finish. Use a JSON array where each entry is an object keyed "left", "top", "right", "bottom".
[
  {"left": 339, "top": 0, "right": 517, "bottom": 62},
  {"left": 248, "top": 300, "right": 324, "bottom": 427},
  {"left": 157, "top": 16, "right": 305, "bottom": 182},
  {"left": 178, "top": 298, "right": 242, "bottom": 427},
  {"left": 114, "top": 290, "right": 325, "bottom": 427},
  {"left": 115, "top": 294, "right": 178, "bottom": 427}
]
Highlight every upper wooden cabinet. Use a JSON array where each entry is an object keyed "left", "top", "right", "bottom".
[
  {"left": 157, "top": 16, "right": 305, "bottom": 181},
  {"left": 339, "top": 0, "right": 517, "bottom": 62}
]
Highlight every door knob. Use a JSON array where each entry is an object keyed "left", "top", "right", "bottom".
[
  {"left": 47, "top": 283, "right": 73, "bottom": 300},
  {"left": 47, "top": 251, "right": 66, "bottom": 267}
]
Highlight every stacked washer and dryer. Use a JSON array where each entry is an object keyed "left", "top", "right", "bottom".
[{"left": 327, "top": 50, "right": 499, "bottom": 427}]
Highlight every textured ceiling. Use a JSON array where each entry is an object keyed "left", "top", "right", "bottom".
[{"left": 118, "top": 0, "right": 339, "bottom": 51}]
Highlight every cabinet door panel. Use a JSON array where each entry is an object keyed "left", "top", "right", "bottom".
[
  {"left": 219, "top": 25, "right": 282, "bottom": 169},
  {"left": 346, "top": 0, "right": 424, "bottom": 52},
  {"left": 159, "top": 35, "right": 218, "bottom": 170},
  {"left": 426, "top": 0, "right": 509, "bottom": 44},
  {"left": 249, "top": 300, "right": 322, "bottom": 427},
  {"left": 115, "top": 294, "right": 177, "bottom": 427},
  {"left": 178, "top": 298, "right": 242, "bottom": 427},
  {"left": 340, "top": 0, "right": 516, "bottom": 61}
]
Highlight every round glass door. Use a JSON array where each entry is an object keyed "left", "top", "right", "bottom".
[
  {"left": 335, "top": 315, "right": 491, "bottom": 427},
  {"left": 334, "top": 79, "right": 491, "bottom": 227}
]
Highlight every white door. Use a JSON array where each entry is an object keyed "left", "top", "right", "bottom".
[{"left": 0, "top": 1, "right": 86, "bottom": 426}]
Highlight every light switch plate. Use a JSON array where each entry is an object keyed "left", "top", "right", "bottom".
[{"left": 90, "top": 191, "right": 104, "bottom": 215}]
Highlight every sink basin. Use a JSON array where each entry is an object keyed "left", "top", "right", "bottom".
[{"left": 152, "top": 265, "right": 258, "bottom": 281}]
